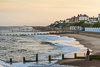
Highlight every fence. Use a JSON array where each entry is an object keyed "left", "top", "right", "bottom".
[
  {"left": 70, "top": 26, "right": 100, "bottom": 32},
  {"left": 85, "top": 27, "right": 100, "bottom": 32}
]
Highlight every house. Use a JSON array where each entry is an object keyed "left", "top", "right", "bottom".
[
  {"left": 98, "top": 14, "right": 100, "bottom": 22},
  {"left": 67, "top": 14, "right": 89, "bottom": 23},
  {"left": 65, "top": 19, "right": 70, "bottom": 23},
  {"left": 69, "top": 16, "right": 78, "bottom": 23},
  {"left": 88, "top": 17, "right": 98, "bottom": 23},
  {"left": 54, "top": 21, "right": 59, "bottom": 24},
  {"left": 77, "top": 14, "right": 89, "bottom": 22},
  {"left": 59, "top": 20, "right": 64, "bottom": 23}
]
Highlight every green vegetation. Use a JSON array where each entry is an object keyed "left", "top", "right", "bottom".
[
  {"left": 92, "top": 23, "right": 100, "bottom": 27},
  {"left": 49, "top": 24, "right": 55, "bottom": 28},
  {"left": 69, "top": 21, "right": 84, "bottom": 26},
  {"left": 54, "top": 23, "right": 70, "bottom": 28},
  {"left": 48, "top": 21, "right": 100, "bottom": 28},
  {"left": 81, "top": 23, "right": 94, "bottom": 27}
]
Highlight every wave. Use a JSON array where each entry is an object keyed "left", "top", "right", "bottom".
[{"left": 0, "top": 35, "right": 80, "bottom": 67}]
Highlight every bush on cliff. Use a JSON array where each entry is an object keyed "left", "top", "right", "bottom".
[
  {"left": 71, "top": 21, "right": 84, "bottom": 26},
  {"left": 92, "top": 23, "right": 100, "bottom": 27},
  {"left": 54, "top": 23, "right": 70, "bottom": 28},
  {"left": 81, "top": 23, "right": 93, "bottom": 27}
]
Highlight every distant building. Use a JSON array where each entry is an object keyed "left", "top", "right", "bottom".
[
  {"left": 67, "top": 14, "right": 89, "bottom": 23},
  {"left": 65, "top": 19, "right": 70, "bottom": 23},
  {"left": 53, "top": 14, "right": 100, "bottom": 26},
  {"left": 59, "top": 20, "right": 64, "bottom": 23},
  {"left": 77, "top": 14, "right": 89, "bottom": 22},
  {"left": 54, "top": 21, "right": 59, "bottom": 24},
  {"left": 70, "top": 16, "right": 76, "bottom": 23},
  {"left": 98, "top": 14, "right": 100, "bottom": 22},
  {"left": 88, "top": 16, "right": 98, "bottom": 23}
]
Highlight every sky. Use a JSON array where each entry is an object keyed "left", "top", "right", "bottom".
[{"left": 0, "top": 0, "right": 100, "bottom": 26}]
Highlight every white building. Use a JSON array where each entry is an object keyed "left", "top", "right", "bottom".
[
  {"left": 65, "top": 19, "right": 70, "bottom": 23},
  {"left": 78, "top": 14, "right": 89, "bottom": 22},
  {"left": 88, "top": 17, "right": 98, "bottom": 23},
  {"left": 54, "top": 21, "right": 59, "bottom": 24},
  {"left": 98, "top": 14, "right": 100, "bottom": 22},
  {"left": 59, "top": 20, "right": 64, "bottom": 23}
]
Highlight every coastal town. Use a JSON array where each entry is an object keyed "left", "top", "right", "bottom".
[
  {"left": 43, "top": 14, "right": 100, "bottom": 67},
  {"left": 47, "top": 14, "right": 100, "bottom": 33},
  {"left": 54, "top": 14, "right": 100, "bottom": 24},
  {"left": 1, "top": 0, "right": 100, "bottom": 67}
]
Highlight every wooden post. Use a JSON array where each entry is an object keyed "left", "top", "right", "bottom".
[
  {"left": 10, "top": 58, "right": 12, "bottom": 65},
  {"left": 62, "top": 54, "right": 64, "bottom": 59},
  {"left": 74, "top": 53, "right": 77, "bottom": 58},
  {"left": 84, "top": 53, "right": 85, "bottom": 57},
  {"left": 48, "top": 55, "right": 51, "bottom": 62},
  {"left": 73, "top": 31, "right": 74, "bottom": 33},
  {"left": 23, "top": 57, "right": 25, "bottom": 64},
  {"left": 36, "top": 54, "right": 38, "bottom": 62}
]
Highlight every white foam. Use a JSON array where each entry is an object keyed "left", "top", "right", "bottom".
[
  {"left": 0, "top": 60, "right": 74, "bottom": 67},
  {"left": 0, "top": 35, "right": 82, "bottom": 67}
]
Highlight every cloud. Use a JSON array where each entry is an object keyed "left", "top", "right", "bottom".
[
  {"left": 0, "top": 13, "right": 4, "bottom": 15},
  {"left": 0, "top": 12, "right": 7, "bottom": 15},
  {"left": 6, "top": 17, "right": 11, "bottom": 19},
  {"left": 18, "top": 14, "right": 24, "bottom": 18}
]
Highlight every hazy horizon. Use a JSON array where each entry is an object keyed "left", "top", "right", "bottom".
[{"left": 0, "top": 0, "right": 100, "bottom": 26}]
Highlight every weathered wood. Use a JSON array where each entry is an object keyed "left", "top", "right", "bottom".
[
  {"left": 48, "top": 55, "right": 51, "bottom": 62},
  {"left": 10, "top": 58, "right": 12, "bottom": 65},
  {"left": 74, "top": 53, "right": 77, "bottom": 58},
  {"left": 62, "top": 54, "right": 64, "bottom": 59},
  {"left": 36, "top": 54, "right": 38, "bottom": 62},
  {"left": 23, "top": 57, "right": 25, "bottom": 63}
]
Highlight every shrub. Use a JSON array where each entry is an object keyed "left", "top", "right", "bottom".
[
  {"left": 81, "top": 23, "right": 93, "bottom": 27},
  {"left": 70, "top": 21, "right": 84, "bottom": 26},
  {"left": 54, "top": 23, "right": 70, "bottom": 28},
  {"left": 92, "top": 23, "right": 100, "bottom": 27}
]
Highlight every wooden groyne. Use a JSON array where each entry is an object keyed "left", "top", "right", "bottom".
[
  {"left": 9, "top": 53, "right": 100, "bottom": 64},
  {"left": 0, "top": 32, "right": 50, "bottom": 36},
  {"left": 9, "top": 54, "right": 65, "bottom": 65},
  {"left": 49, "top": 30, "right": 79, "bottom": 34},
  {"left": 49, "top": 30, "right": 100, "bottom": 38}
]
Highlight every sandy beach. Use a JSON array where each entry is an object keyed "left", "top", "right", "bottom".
[{"left": 56, "top": 34, "right": 100, "bottom": 67}]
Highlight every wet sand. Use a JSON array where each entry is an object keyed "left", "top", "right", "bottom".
[{"left": 56, "top": 34, "right": 100, "bottom": 67}]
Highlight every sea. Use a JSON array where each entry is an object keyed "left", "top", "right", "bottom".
[{"left": 0, "top": 26, "right": 80, "bottom": 67}]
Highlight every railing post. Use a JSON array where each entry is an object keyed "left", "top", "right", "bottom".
[
  {"left": 23, "top": 57, "right": 25, "bottom": 64},
  {"left": 74, "top": 53, "right": 77, "bottom": 58},
  {"left": 62, "top": 54, "right": 64, "bottom": 59},
  {"left": 10, "top": 58, "right": 12, "bottom": 65},
  {"left": 48, "top": 55, "right": 51, "bottom": 62},
  {"left": 36, "top": 54, "right": 38, "bottom": 62}
]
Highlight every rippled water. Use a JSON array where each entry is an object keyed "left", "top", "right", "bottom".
[{"left": 0, "top": 26, "right": 79, "bottom": 67}]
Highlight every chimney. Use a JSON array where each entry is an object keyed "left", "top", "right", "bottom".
[{"left": 80, "top": 14, "right": 82, "bottom": 16}]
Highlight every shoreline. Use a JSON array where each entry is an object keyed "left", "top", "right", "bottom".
[
  {"left": 60, "top": 34, "right": 92, "bottom": 58},
  {"left": 0, "top": 33, "right": 100, "bottom": 67},
  {"left": 60, "top": 34, "right": 100, "bottom": 55},
  {"left": 0, "top": 34, "right": 84, "bottom": 67},
  {"left": 56, "top": 34, "right": 100, "bottom": 67}
]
